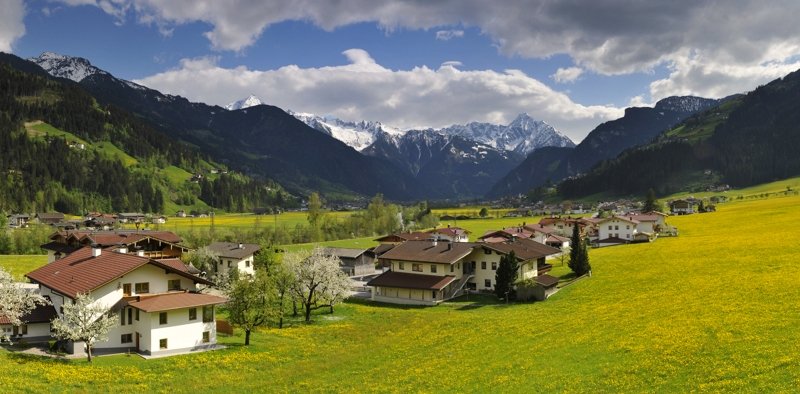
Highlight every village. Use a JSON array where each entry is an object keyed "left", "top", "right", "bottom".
[{"left": 0, "top": 195, "right": 706, "bottom": 360}]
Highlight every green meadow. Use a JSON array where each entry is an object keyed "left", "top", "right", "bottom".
[{"left": 3, "top": 194, "right": 800, "bottom": 391}]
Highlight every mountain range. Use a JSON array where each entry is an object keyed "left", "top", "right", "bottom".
[{"left": 8, "top": 50, "right": 795, "bottom": 205}]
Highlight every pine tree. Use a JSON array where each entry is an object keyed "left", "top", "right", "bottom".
[
  {"left": 494, "top": 251, "right": 519, "bottom": 301},
  {"left": 568, "top": 223, "right": 591, "bottom": 276},
  {"left": 643, "top": 188, "right": 658, "bottom": 212}
]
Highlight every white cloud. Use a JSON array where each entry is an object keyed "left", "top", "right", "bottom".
[
  {"left": 56, "top": 0, "right": 800, "bottom": 106},
  {"left": 436, "top": 29, "right": 464, "bottom": 41},
  {"left": 440, "top": 61, "right": 462, "bottom": 68},
  {"left": 551, "top": 67, "right": 583, "bottom": 83},
  {"left": 135, "top": 50, "right": 622, "bottom": 142},
  {"left": 0, "top": 0, "right": 26, "bottom": 53}
]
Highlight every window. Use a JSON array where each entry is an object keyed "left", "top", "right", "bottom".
[
  {"left": 189, "top": 308, "right": 197, "bottom": 321},
  {"left": 122, "top": 283, "right": 131, "bottom": 296},
  {"left": 450, "top": 265, "right": 454, "bottom": 273},
  {"left": 159, "top": 338, "right": 168, "bottom": 350},
  {"left": 135, "top": 309, "right": 139, "bottom": 321},
  {"left": 168, "top": 279, "right": 181, "bottom": 291},
  {"left": 227, "top": 261, "right": 232, "bottom": 268},
  {"left": 430, "top": 265, "right": 437, "bottom": 273},
  {"left": 432, "top": 291, "right": 437, "bottom": 299},
  {"left": 134, "top": 282, "right": 149, "bottom": 294},
  {"left": 491, "top": 262, "right": 497, "bottom": 270},
  {"left": 203, "top": 306, "right": 214, "bottom": 323},
  {"left": 626, "top": 234, "right": 630, "bottom": 239},
  {"left": 121, "top": 334, "right": 133, "bottom": 344},
  {"left": 202, "top": 331, "right": 210, "bottom": 343},
  {"left": 159, "top": 312, "right": 168, "bottom": 325},
  {"left": 412, "top": 263, "right": 422, "bottom": 272},
  {"left": 626, "top": 225, "right": 630, "bottom": 230},
  {"left": 398, "top": 262, "right": 404, "bottom": 270},
  {"left": 120, "top": 309, "right": 126, "bottom": 326},
  {"left": 481, "top": 261, "right": 486, "bottom": 270},
  {"left": 245, "top": 260, "right": 251, "bottom": 268},
  {"left": 127, "top": 307, "right": 133, "bottom": 325},
  {"left": 608, "top": 225, "right": 612, "bottom": 230},
  {"left": 484, "top": 279, "right": 491, "bottom": 288},
  {"left": 484, "top": 248, "right": 491, "bottom": 255},
  {"left": 614, "top": 225, "right": 619, "bottom": 230}
]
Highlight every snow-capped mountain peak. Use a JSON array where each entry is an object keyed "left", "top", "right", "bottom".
[
  {"left": 28, "top": 52, "right": 108, "bottom": 83},
  {"left": 225, "top": 95, "right": 264, "bottom": 111}
]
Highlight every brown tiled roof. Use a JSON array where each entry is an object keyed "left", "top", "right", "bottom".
[
  {"left": 156, "top": 258, "right": 200, "bottom": 275},
  {"left": 127, "top": 292, "right": 227, "bottom": 312},
  {"left": 428, "top": 227, "right": 470, "bottom": 236},
  {"left": 0, "top": 303, "right": 58, "bottom": 325},
  {"left": 535, "top": 274, "right": 559, "bottom": 288},
  {"left": 378, "top": 240, "right": 474, "bottom": 264},
  {"left": 371, "top": 243, "right": 396, "bottom": 256},
  {"left": 596, "top": 216, "right": 640, "bottom": 225},
  {"left": 207, "top": 242, "right": 261, "bottom": 259},
  {"left": 546, "top": 234, "right": 570, "bottom": 243},
  {"left": 60, "top": 230, "right": 182, "bottom": 245},
  {"left": 374, "top": 232, "right": 431, "bottom": 242},
  {"left": 26, "top": 247, "right": 212, "bottom": 298},
  {"left": 626, "top": 214, "right": 661, "bottom": 222},
  {"left": 39, "top": 241, "right": 79, "bottom": 254},
  {"left": 366, "top": 271, "right": 456, "bottom": 290},
  {"left": 36, "top": 212, "right": 65, "bottom": 220},
  {"left": 322, "top": 247, "right": 367, "bottom": 259},
  {"left": 481, "top": 238, "right": 561, "bottom": 261}
]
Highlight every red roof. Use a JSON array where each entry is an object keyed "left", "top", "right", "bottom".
[
  {"left": 366, "top": 271, "right": 456, "bottom": 290},
  {"left": 57, "top": 230, "right": 183, "bottom": 245},
  {"left": 26, "top": 247, "right": 212, "bottom": 298},
  {"left": 480, "top": 238, "right": 561, "bottom": 261},
  {"left": 128, "top": 292, "right": 227, "bottom": 312},
  {"left": 378, "top": 241, "right": 474, "bottom": 264}
]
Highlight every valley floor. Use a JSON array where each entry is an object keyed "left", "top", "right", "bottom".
[{"left": 3, "top": 195, "right": 800, "bottom": 392}]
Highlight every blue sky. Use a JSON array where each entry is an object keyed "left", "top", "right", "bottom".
[{"left": 3, "top": 1, "right": 800, "bottom": 142}]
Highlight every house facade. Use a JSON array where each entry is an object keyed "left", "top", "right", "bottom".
[
  {"left": 323, "top": 247, "right": 376, "bottom": 277},
  {"left": 670, "top": 199, "right": 696, "bottom": 215},
  {"left": 206, "top": 242, "right": 260, "bottom": 276},
  {"left": 367, "top": 239, "right": 560, "bottom": 305},
  {"left": 26, "top": 246, "right": 225, "bottom": 356}
]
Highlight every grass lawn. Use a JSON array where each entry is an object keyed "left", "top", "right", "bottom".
[
  {"left": 0, "top": 255, "right": 47, "bottom": 280},
  {"left": 3, "top": 195, "right": 800, "bottom": 391}
]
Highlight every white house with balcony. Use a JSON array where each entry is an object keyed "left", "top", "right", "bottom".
[{"left": 26, "top": 245, "right": 226, "bottom": 356}]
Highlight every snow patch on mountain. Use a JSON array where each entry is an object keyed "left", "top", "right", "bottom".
[
  {"left": 28, "top": 52, "right": 108, "bottom": 83},
  {"left": 291, "top": 111, "right": 573, "bottom": 156},
  {"left": 225, "top": 95, "right": 264, "bottom": 110}
]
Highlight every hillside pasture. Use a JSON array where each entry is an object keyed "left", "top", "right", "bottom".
[{"left": 3, "top": 195, "right": 800, "bottom": 391}]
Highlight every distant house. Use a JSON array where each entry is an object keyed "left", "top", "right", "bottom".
[
  {"left": 322, "top": 247, "right": 376, "bottom": 277},
  {"left": 366, "top": 238, "right": 560, "bottom": 305},
  {"left": 7, "top": 214, "right": 30, "bottom": 227},
  {"left": 35, "top": 212, "right": 65, "bottom": 225},
  {"left": 0, "top": 301, "right": 58, "bottom": 343},
  {"left": 374, "top": 232, "right": 432, "bottom": 245},
  {"left": 117, "top": 213, "right": 146, "bottom": 224},
  {"left": 670, "top": 199, "right": 696, "bottom": 215},
  {"left": 153, "top": 216, "right": 167, "bottom": 224},
  {"left": 206, "top": 242, "right": 260, "bottom": 276},
  {"left": 26, "top": 245, "right": 224, "bottom": 356},
  {"left": 40, "top": 230, "right": 189, "bottom": 263},
  {"left": 427, "top": 226, "right": 470, "bottom": 242},
  {"left": 176, "top": 210, "right": 187, "bottom": 218}
]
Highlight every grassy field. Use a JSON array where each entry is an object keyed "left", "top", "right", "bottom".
[
  {"left": 0, "top": 255, "right": 48, "bottom": 280},
  {"left": 3, "top": 195, "right": 800, "bottom": 391}
]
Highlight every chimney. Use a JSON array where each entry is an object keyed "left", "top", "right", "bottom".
[
  {"left": 117, "top": 243, "right": 128, "bottom": 254},
  {"left": 431, "top": 237, "right": 438, "bottom": 247},
  {"left": 238, "top": 243, "right": 244, "bottom": 249},
  {"left": 91, "top": 243, "right": 102, "bottom": 257},
  {"left": 137, "top": 250, "right": 145, "bottom": 257}
]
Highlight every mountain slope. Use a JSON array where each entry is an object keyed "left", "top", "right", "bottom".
[
  {"left": 488, "top": 96, "right": 722, "bottom": 197},
  {"left": 439, "top": 113, "right": 575, "bottom": 155},
  {"left": 0, "top": 54, "right": 293, "bottom": 214},
  {"left": 25, "top": 52, "right": 419, "bottom": 201},
  {"left": 555, "top": 79, "right": 800, "bottom": 198}
]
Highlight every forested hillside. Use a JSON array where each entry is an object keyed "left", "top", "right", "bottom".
[
  {"left": 0, "top": 61, "right": 294, "bottom": 214},
  {"left": 559, "top": 68, "right": 800, "bottom": 198}
]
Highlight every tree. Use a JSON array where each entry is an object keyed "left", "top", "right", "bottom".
[
  {"left": 494, "top": 251, "right": 519, "bottom": 301},
  {"left": 479, "top": 207, "right": 488, "bottom": 218},
  {"left": 0, "top": 268, "right": 49, "bottom": 344},
  {"left": 51, "top": 293, "right": 117, "bottom": 362},
  {"left": 568, "top": 224, "right": 591, "bottom": 276},
  {"left": 226, "top": 270, "right": 276, "bottom": 345},
  {"left": 285, "top": 248, "right": 351, "bottom": 323},
  {"left": 269, "top": 263, "right": 296, "bottom": 329},
  {"left": 643, "top": 188, "right": 659, "bottom": 212},
  {"left": 183, "top": 247, "right": 219, "bottom": 276}
]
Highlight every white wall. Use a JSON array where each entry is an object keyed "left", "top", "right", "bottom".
[
  {"left": 390, "top": 261, "right": 461, "bottom": 278},
  {"left": 598, "top": 218, "right": 638, "bottom": 240},
  {"left": 216, "top": 255, "right": 255, "bottom": 276},
  {"left": 1, "top": 322, "right": 50, "bottom": 340},
  {"left": 465, "top": 248, "right": 503, "bottom": 290},
  {"left": 148, "top": 307, "right": 216, "bottom": 353}
]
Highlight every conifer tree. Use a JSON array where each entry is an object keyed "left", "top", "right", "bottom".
[
  {"left": 568, "top": 223, "right": 591, "bottom": 276},
  {"left": 494, "top": 251, "right": 519, "bottom": 301}
]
